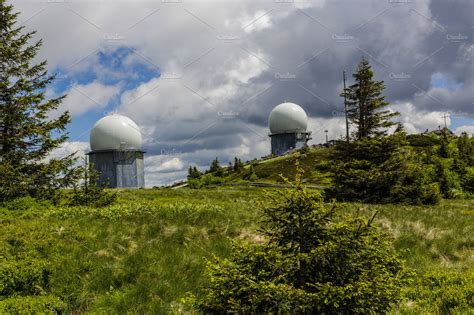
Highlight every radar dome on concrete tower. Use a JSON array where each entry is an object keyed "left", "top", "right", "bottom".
[
  {"left": 90, "top": 114, "right": 142, "bottom": 151},
  {"left": 268, "top": 102, "right": 311, "bottom": 156},
  {"left": 268, "top": 102, "right": 308, "bottom": 134}
]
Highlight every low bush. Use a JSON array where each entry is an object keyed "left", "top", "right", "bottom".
[
  {"left": 0, "top": 295, "right": 67, "bottom": 314},
  {"left": 0, "top": 259, "right": 50, "bottom": 296},
  {"left": 0, "top": 196, "right": 52, "bottom": 212},
  {"left": 188, "top": 174, "right": 224, "bottom": 189},
  {"left": 400, "top": 270, "right": 474, "bottom": 314}
]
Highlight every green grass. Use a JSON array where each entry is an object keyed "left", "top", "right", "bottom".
[{"left": 1, "top": 187, "right": 473, "bottom": 313}]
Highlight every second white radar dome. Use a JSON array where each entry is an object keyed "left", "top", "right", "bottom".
[{"left": 269, "top": 102, "right": 308, "bottom": 134}]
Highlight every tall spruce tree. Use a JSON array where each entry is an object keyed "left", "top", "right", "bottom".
[
  {"left": 341, "top": 58, "right": 399, "bottom": 140},
  {"left": 0, "top": 1, "right": 78, "bottom": 201},
  {"left": 209, "top": 157, "right": 223, "bottom": 177}
]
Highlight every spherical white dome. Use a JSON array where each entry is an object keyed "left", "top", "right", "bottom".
[
  {"left": 269, "top": 102, "right": 308, "bottom": 134},
  {"left": 90, "top": 114, "right": 142, "bottom": 151}
]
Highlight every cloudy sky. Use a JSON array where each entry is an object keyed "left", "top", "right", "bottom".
[{"left": 11, "top": 0, "right": 473, "bottom": 186}]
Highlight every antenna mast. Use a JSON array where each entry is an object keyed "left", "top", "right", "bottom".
[
  {"left": 441, "top": 113, "right": 449, "bottom": 129},
  {"left": 343, "top": 71, "right": 349, "bottom": 141}
]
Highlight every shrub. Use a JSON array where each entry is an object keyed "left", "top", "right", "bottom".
[
  {"left": 195, "top": 161, "right": 410, "bottom": 313},
  {"left": 0, "top": 295, "right": 67, "bottom": 314},
  {"left": 188, "top": 174, "right": 224, "bottom": 189},
  {"left": 0, "top": 196, "right": 52, "bottom": 211},
  {"left": 187, "top": 178, "right": 203, "bottom": 189},
  {"left": 401, "top": 270, "right": 474, "bottom": 314},
  {"left": 201, "top": 174, "right": 224, "bottom": 186},
  {"left": 0, "top": 259, "right": 50, "bottom": 296}
]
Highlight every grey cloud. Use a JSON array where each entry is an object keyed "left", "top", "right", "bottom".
[{"left": 11, "top": 0, "right": 472, "bottom": 185}]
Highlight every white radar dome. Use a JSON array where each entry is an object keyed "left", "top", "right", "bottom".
[
  {"left": 269, "top": 102, "right": 308, "bottom": 134},
  {"left": 90, "top": 114, "right": 142, "bottom": 151}
]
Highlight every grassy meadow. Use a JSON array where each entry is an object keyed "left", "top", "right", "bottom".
[{"left": 1, "top": 187, "right": 473, "bottom": 313}]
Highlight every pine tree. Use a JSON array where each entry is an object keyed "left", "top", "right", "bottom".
[
  {"left": 196, "top": 161, "right": 410, "bottom": 313},
  {"left": 341, "top": 58, "right": 399, "bottom": 140},
  {"left": 209, "top": 157, "right": 223, "bottom": 177},
  {"left": 187, "top": 166, "right": 201, "bottom": 180},
  {"left": 0, "top": 1, "right": 78, "bottom": 201},
  {"left": 233, "top": 157, "right": 243, "bottom": 172}
]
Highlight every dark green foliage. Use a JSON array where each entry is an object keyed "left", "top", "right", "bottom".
[
  {"left": 195, "top": 162, "right": 410, "bottom": 313},
  {"left": 0, "top": 295, "right": 67, "bottom": 314},
  {"left": 328, "top": 134, "right": 441, "bottom": 204},
  {"left": 341, "top": 58, "right": 399, "bottom": 140},
  {"left": 233, "top": 157, "right": 244, "bottom": 172},
  {"left": 69, "top": 159, "right": 116, "bottom": 207},
  {"left": 0, "top": 1, "right": 79, "bottom": 201},
  {"left": 461, "top": 167, "right": 474, "bottom": 194},
  {"left": 433, "top": 158, "right": 462, "bottom": 199},
  {"left": 209, "top": 157, "right": 224, "bottom": 177},
  {"left": 406, "top": 134, "right": 441, "bottom": 147},
  {"left": 187, "top": 166, "right": 202, "bottom": 180},
  {"left": 438, "top": 130, "right": 453, "bottom": 158}
]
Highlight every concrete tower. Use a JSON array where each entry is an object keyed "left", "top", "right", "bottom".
[
  {"left": 268, "top": 102, "right": 311, "bottom": 155},
  {"left": 88, "top": 114, "right": 145, "bottom": 188}
]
